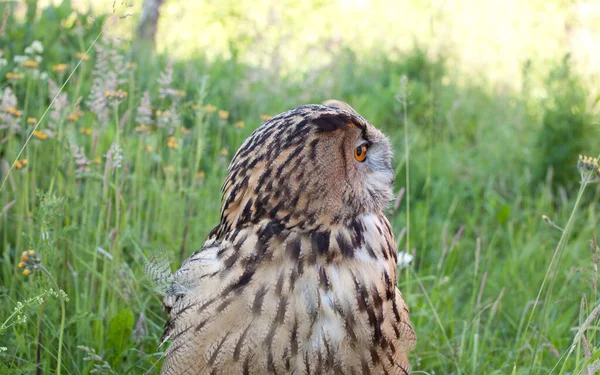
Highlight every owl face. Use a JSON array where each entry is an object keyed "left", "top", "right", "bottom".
[{"left": 214, "top": 102, "right": 394, "bottom": 239}]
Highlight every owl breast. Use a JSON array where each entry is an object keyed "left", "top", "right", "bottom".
[{"left": 161, "top": 213, "right": 414, "bottom": 375}]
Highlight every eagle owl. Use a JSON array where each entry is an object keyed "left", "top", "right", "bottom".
[{"left": 161, "top": 100, "right": 416, "bottom": 374}]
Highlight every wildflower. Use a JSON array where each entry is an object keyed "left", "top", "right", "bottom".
[
  {"left": 87, "top": 35, "right": 128, "bottom": 126},
  {"left": 5, "top": 72, "right": 21, "bottom": 80},
  {"left": 27, "top": 117, "right": 36, "bottom": 124},
  {"left": 196, "top": 170, "right": 205, "bottom": 179},
  {"left": 218, "top": 110, "right": 229, "bottom": 120},
  {"left": 260, "top": 114, "right": 272, "bottom": 121},
  {"left": 66, "top": 110, "right": 84, "bottom": 122},
  {"left": 180, "top": 126, "right": 190, "bottom": 135},
  {"left": 235, "top": 121, "right": 245, "bottom": 129},
  {"left": 397, "top": 251, "right": 414, "bottom": 268},
  {"left": 145, "top": 145, "right": 153, "bottom": 152},
  {"left": 21, "top": 159, "right": 28, "bottom": 166},
  {"left": 158, "top": 59, "right": 174, "bottom": 99},
  {"left": 5, "top": 107, "right": 21, "bottom": 117},
  {"left": 219, "top": 148, "right": 228, "bottom": 156},
  {"left": 578, "top": 154, "right": 600, "bottom": 182},
  {"left": 93, "top": 157, "right": 101, "bottom": 164},
  {"left": 52, "top": 64, "right": 68, "bottom": 73},
  {"left": 30, "top": 41, "right": 43, "bottom": 54},
  {"left": 23, "top": 60, "right": 39, "bottom": 69},
  {"left": 14, "top": 55, "right": 28, "bottom": 64},
  {"left": 203, "top": 104, "right": 217, "bottom": 113},
  {"left": 73, "top": 145, "right": 91, "bottom": 174},
  {"left": 156, "top": 110, "right": 162, "bottom": 116},
  {"left": 80, "top": 127, "right": 92, "bottom": 136},
  {"left": 135, "top": 92, "right": 154, "bottom": 127},
  {"left": 135, "top": 124, "right": 152, "bottom": 135},
  {"left": 105, "top": 143, "right": 123, "bottom": 169},
  {"left": 75, "top": 52, "right": 90, "bottom": 61},
  {"left": 33, "top": 130, "right": 48, "bottom": 140},
  {"left": 167, "top": 136, "right": 179, "bottom": 149},
  {"left": 18, "top": 250, "right": 41, "bottom": 275},
  {"left": 105, "top": 89, "right": 128, "bottom": 100},
  {"left": 13, "top": 160, "right": 23, "bottom": 169},
  {"left": 157, "top": 103, "right": 180, "bottom": 134}
]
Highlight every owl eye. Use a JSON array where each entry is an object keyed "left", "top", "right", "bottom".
[{"left": 354, "top": 144, "right": 368, "bottom": 162}]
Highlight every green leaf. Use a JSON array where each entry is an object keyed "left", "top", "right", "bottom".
[
  {"left": 106, "top": 308, "right": 134, "bottom": 366},
  {"left": 496, "top": 204, "right": 511, "bottom": 225}
]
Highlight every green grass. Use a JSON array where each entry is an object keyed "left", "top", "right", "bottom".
[{"left": 1, "top": 1, "right": 600, "bottom": 374}]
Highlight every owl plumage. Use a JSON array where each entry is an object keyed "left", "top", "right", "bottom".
[{"left": 160, "top": 100, "right": 416, "bottom": 375}]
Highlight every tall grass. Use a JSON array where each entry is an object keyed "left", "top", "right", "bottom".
[{"left": 1, "top": 2, "right": 600, "bottom": 374}]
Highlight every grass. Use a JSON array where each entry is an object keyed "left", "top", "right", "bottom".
[{"left": 1, "top": 1, "right": 600, "bottom": 374}]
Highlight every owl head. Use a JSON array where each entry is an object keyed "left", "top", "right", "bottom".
[{"left": 214, "top": 100, "right": 394, "bottom": 239}]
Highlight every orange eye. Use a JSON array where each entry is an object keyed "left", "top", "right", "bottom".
[{"left": 354, "top": 144, "right": 368, "bottom": 162}]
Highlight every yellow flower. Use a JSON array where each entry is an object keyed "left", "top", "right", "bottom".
[
  {"left": 6, "top": 107, "right": 21, "bottom": 117},
  {"left": 135, "top": 124, "right": 152, "bottom": 134},
  {"left": 5, "top": 72, "right": 21, "bottom": 80},
  {"left": 75, "top": 52, "right": 90, "bottom": 61},
  {"left": 191, "top": 104, "right": 200, "bottom": 110},
  {"left": 167, "top": 136, "right": 179, "bottom": 149},
  {"left": 23, "top": 60, "right": 39, "bottom": 68},
  {"left": 235, "top": 121, "right": 245, "bottom": 129},
  {"left": 260, "top": 114, "right": 272, "bottom": 121},
  {"left": 145, "top": 145, "right": 153, "bottom": 152},
  {"left": 156, "top": 109, "right": 162, "bottom": 116},
  {"left": 180, "top": 126, "right": 190, "bottom": 135},
  {"left": 80, "top": 127, "right": 92, "bottom": 136},
  {"left": 27, "top": 117, "right": 37, "bottom": 124},
  {"left": 13, "top": 160, "right": 23, "bottom": 169},
  {"left": 21, "top": 159, "right": 28, "bottom": 166},
  {"left": 33, "top": 130, "right": 48, "bottom": 140},
  {"left": 218, "top": 110, "right": 229, "bottom": 120},
  {"left": 66, "top": 112, "right": 80, "bottom": 121},
  {"left": 105, "top": 89, "right": 128, "bottom": 99},
  {"left": 220, "top": 148, "right": 228, "bottom": 156},
  {"left": 203, "top": 104, "right": 217, "bottom": 113},
  {"left": 93, "top": 157, "right": 101, "bottom": 164},
  {"left": 18, "top": 262, "right": 25, "bottom": 268},
  {"left": 196, "top": 170, "right": 205, "bottom": 179},
  {"left": 52, "top": 64, "right": 68, "bottom": 73},
  {"left": 23, "top": 269, "right": 31, "bottom": 276}
]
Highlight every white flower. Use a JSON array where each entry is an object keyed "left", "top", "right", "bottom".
[
  {"left": 40, "top": 72, "right": 48, "bottom": 80},
  {"left": 14, "top": 55, "right": 27, "bottom": 63},
  {"left": 24, "top": 47, "right": 33, "bottom": 54},
  {"left": 30, "top": 41, "right": 43, "bottom": 54},
  {"left": 397, "top": 251, "right": 414, "bottom": 268},
  {"left": 0, "top": 58, "right": 6, "bottom": 67},
  {"left": 34, "top": 55, "right": 42, "bottom": 63}
]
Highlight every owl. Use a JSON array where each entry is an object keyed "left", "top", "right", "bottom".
[{"left": 160, "top": 100, "right": 416, "bottom": 375}]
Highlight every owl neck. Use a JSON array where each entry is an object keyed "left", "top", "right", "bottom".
[{"left": 208, "top": 212, "right": 397, "bottom": 268}]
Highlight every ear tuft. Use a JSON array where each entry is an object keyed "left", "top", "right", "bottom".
[
  {"left": 322, "top": 100, "right": 360, "bottom": 116},
  {"left": 312, "top": 113, "right": 352, "bottom": 132}
]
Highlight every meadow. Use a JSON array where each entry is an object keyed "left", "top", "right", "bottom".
[{"left": 1, "top": 1, "right": 600, "bottom": 374}]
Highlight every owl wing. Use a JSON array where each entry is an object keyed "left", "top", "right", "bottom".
[{"left": 160, "top": 240, "right": 226, "bottom": 373}]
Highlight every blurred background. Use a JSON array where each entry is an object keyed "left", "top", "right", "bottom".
[{"left": 1, "top": 0, "right": 600, "bottom": 374}]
